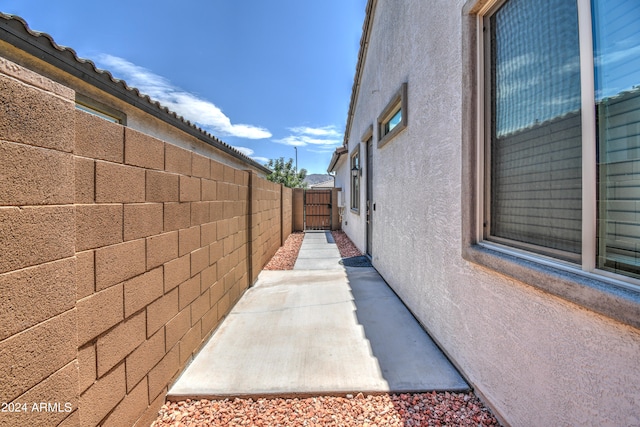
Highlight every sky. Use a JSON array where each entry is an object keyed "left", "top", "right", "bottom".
[{"left": 1, "top": 0, "right": 367, "bottom": 174}]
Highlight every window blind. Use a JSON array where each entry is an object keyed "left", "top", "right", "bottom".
[
  {"left": 488, "top": 0, "right": 582, "bottom": 258},
  {"left": 595, "top": 0, "right": 640, "bottom": 277}
]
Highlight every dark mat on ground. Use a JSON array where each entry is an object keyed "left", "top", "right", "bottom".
[{"left": 340, "top": 256, "right": 372, "bottom": 267}]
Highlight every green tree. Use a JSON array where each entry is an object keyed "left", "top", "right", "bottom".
[{"left": 265, "top": 157, "right": 308, "bottom": 188}]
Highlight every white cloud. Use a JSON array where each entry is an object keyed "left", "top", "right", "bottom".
[
  {"left": 596, "top": 39, "right": 640, "bottom": 67},
  {"left": 543, "top": 95, "right": 581, "bottom": 107},
  {"left": 233, "top": 146, "right": 255, "bottom": 157},
  {"left": 251, "top": 156, "right": 270, "bottom": 165},
  {"left": 500, "top": 53, "right": 536, "bottom": 76},
  {"left": 231, "top": 146, "right": 269, "bottom": 165},
  {"left": 96, "top": 54, "right": 271, "bottom": 139},
  {"left": 273, "top": 125, "right": 342, "bottom": 147},
  {"left": 288, "top": 126, "right": 341, "bottom": 137},
  {"left": 308, "top": 147, "right": 337, "bottom": 154}
]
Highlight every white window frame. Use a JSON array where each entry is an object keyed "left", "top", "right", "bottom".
[{"left": 462, "top": 0, "right": 640, "bottom": 327}]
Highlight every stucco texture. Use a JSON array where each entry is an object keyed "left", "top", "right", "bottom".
[{"left": 336, "top": 1, "right": 640, "bottom": 426}]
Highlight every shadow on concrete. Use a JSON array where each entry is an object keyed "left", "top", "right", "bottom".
[
  {"left": 342, "top": 264, "right": 470, "bottom": 426},
  {"left": 342, "top": 265, "right": 468, "bottom": 394}
]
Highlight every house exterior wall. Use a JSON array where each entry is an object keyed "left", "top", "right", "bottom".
[
  {"left": 330, "top": 188, "right": 342, "bottom": 231},
  {"left": 333, "top": 155, "right": 349, "bottom": 230},
  {"left": 0, "top": 55, "right": 292, "bottom": 427},
  {"left": 335, "top": 1, "right": 640, "bottom": 426},
  {"left": 341, "top": 144, "right": 367, "bottom": 251}
]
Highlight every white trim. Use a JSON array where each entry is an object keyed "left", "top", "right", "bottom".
[
  {"left": 478, "top": 241, "right": 582, "bottom": 273},
  {"left": 577, "top": 0, "right": 597, "bottom": 272},
  {"left": 475, "top": 0, "right": 504, "bottom": 16},
  {"left": 478, "top": 241, "right": 640, "bottom": 293},
  {"left": 476, "top": 14, "right": 486, "bottom": 243},
  {"left": 476, "top": 0, "right": 504, "bottom": 242}
]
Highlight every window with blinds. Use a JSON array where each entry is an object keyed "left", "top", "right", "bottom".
[
  {"left": 594, "top": 0, "right": 640, "bottom": 278},
  {"left": 488, "top": 0, "right": 582, "bottom": 260},
  {"left": 485, "top": 0, "right": 640, "bottom": 281}
]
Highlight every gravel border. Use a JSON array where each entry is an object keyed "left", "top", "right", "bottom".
[
  {"left": 262, "top": 231, "right": 363, "bottom": 271},
  {"left": 152, "top": 392, "right": 499, "bottom": 426},
  {"left": 331, "top": 230, "right": 363, "bottom": 258},
  {"left": 263, "top": 232, "right": 305, "bottom": 270}
]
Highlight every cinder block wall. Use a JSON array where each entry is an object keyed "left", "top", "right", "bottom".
[
  {"left": 281, "top": 187, "right": 293, "bottom": 242},
  {"left": 0, "top": 57, "right": 292, "bottom": 427},
  {"left": 249, "top": 177, "right": 284, "bottom": 284},
  {"left": 0, "top": 57, "right": 79, "bottom": 427}
]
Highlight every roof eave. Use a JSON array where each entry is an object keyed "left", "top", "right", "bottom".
[
  {"left": 0, "top": 13, "right": 271, "bottom": 175},
  {"left": 339, "top": 0, "right": 377, "bottom": 151},
  {"left": 327, "top": 146, "right": 348, "bottom": 173}
]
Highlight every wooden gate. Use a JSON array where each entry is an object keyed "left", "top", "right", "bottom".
[{"left": 304, "top": 189, "right": 332, "bottom": 230}]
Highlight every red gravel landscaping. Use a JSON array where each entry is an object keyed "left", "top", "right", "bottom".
[
  {"left": 331, "top": 230, "right": 363, "bottom": 258},
  {"left": 263, "top": 232, "right": 305, "bottom": 270},
  {"left": 152, "top": 392, "right": 499, "bottom": 426},
  {"left": 262, "top": 230, "right": 364, "bottom": 270}
]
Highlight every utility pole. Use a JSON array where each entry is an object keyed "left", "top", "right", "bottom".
[{"left": 294, "top": 146, "right": 298, "bottom": 173}]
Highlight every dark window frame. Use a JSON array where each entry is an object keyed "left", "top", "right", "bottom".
[
  {"left": 350, "top": 144, "right": 361, "bottom": 214},
  {"left": 377, "top": 82, "right": 408, "bottom": 148}
]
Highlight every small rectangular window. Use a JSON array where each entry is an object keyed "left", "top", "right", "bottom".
[
  {"left": 75, "top": 94, "right": 125, "bottom": 124},
  {"left": 75, "top": 104, "right": 121, "bottom": 123},
  {"left": 385, "top": 109, "right": 402, "bottom": 134},
  {"left": 378, "top": 82, "right": 408, "bottom": 147}
]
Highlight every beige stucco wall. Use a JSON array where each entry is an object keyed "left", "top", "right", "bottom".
[
  {"left": 332, "top": 154, "right": 349, "bottom": 230},
  {"left": 341, "top": 144, "right": 367, "bottom": 248},
  {"left": 336, "top": 1, "right": 640, "bottom": 425},
  {"left": 0, "top": 55, "right": 291, "bottom": 427}
]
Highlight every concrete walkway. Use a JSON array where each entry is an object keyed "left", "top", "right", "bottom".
[{"left": 167, "top": 231, "right": 468, "bottom": 399}]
